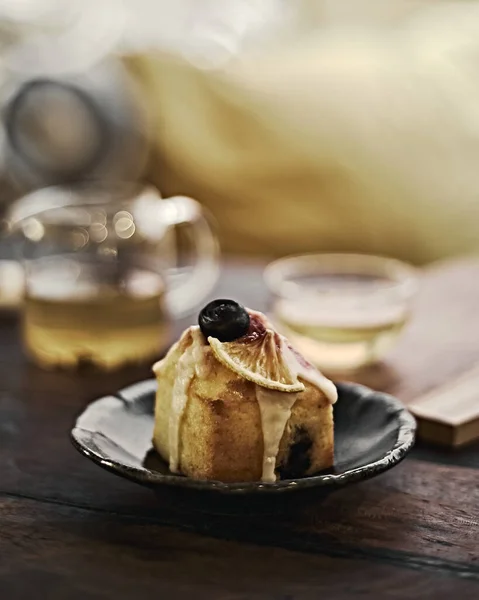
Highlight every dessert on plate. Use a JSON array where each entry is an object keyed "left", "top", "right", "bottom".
[{"left": 152, "top": 300, "right": 337, "bottom": 483}]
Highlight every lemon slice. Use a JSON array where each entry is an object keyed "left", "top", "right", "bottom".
[{"left": 209, "top": 330, "right": 305, "bottom": 393}]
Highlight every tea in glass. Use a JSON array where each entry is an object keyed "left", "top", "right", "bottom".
[
  {"left": 23, "top": 256, "right": 169, "bottom": 369},
  {"left": 265, "top": 254, "right": 417, "bottom": 373},
  {"left": 11, "top": 184, "right": 219, "bottom": 369}
]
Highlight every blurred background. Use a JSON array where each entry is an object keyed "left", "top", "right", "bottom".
[
  {"left": 2, "top": 0, "right": 479, "bottom": 374},
  {"left": 2, "top": 0, "right": 479, "bottom": 264}
]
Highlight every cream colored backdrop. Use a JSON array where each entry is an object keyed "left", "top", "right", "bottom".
[{"left": 125, "top": 1, "right": 479, "bottom": 264}]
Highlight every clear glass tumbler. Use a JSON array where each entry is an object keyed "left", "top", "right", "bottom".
[{"left": 265, "top": 253, "right": 418, "bottom": 374}]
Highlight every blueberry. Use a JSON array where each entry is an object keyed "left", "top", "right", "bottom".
[{"left": 199, "top": 299, "right": 250, "bottom": 342}]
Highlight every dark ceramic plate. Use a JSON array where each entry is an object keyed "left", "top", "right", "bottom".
[{"left": 71, "top": 380, "right": 416, "bottom": 495}]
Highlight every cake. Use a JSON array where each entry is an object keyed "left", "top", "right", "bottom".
[{"left": 152, "top": 299, "right": 337, "bottom": 483}]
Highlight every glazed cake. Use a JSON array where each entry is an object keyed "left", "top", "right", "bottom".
[{"left": 152, "top": 300, "right": 337, "bottom": 483}]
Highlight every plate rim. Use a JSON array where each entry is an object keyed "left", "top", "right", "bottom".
[{"left": 71, "top": 380, "right": 417, "bottom": 495}]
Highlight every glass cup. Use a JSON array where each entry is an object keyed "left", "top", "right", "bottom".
[
  {"left": 8, "top": 183, "right": 219, "bottom": 369},
  {"left": 264, "top": 253, "right": 418, "bottom": 374}
]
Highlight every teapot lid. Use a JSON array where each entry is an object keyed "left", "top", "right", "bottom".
[{"left": 5, "top": 78, "right": 110, "bottom": 184}]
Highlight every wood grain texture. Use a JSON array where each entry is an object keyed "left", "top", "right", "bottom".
[
  {"left": 1, "top": 360, "right": 478, "bottom": 574},
  {"left": 1, "top": 495, "right": 479, "bottom": 600},
  {"left": 1, "top": 259, "right": 479, "bottom": 598}
]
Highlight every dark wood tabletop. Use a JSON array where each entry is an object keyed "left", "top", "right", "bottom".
[{"left": 1, "top": 258, "right": 479, "bottom": 600}]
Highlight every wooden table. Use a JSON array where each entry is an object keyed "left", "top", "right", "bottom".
[{"left": 1, "top": 258, "right": 479, "bottom": 599}]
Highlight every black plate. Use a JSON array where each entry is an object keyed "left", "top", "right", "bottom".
[{"left": 71, "top": 380, "right": 416, "bottom": 495}]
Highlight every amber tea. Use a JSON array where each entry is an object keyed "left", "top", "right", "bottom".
[
  {"left": 23, "top": 257, "right": 169, "bottom": 369},
  {"left": 276, "top": 297, "right": 408, "bottom": 373}
]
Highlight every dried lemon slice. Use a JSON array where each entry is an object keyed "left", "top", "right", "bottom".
[{"left": 209, "top": 330, "right": 305, "bottom": 393}]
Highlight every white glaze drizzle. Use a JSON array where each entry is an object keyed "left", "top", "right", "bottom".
[
  {"left": 254, "top": 333, "right": 337, "bottom": 482},
  {"left": 168, "top": 327, "right": 205, "bottom": 473},
  {"left": 255, "top": 385, "right": 298, "bottom": 483},
  {"left": 281, "top": 337, "right": 338, "bottom": 404}
]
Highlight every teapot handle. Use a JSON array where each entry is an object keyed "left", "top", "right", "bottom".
[{"left": 156, "top": 196, "right": 220, "bottom": 319}]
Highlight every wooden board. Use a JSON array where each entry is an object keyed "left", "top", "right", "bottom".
[{"left": 407, "top": 366, "right": 479, "bottom": 446}]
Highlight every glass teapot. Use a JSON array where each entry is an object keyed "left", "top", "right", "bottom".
[{"left": 8, "top": 182, "right": 220, "bottom": 369}]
